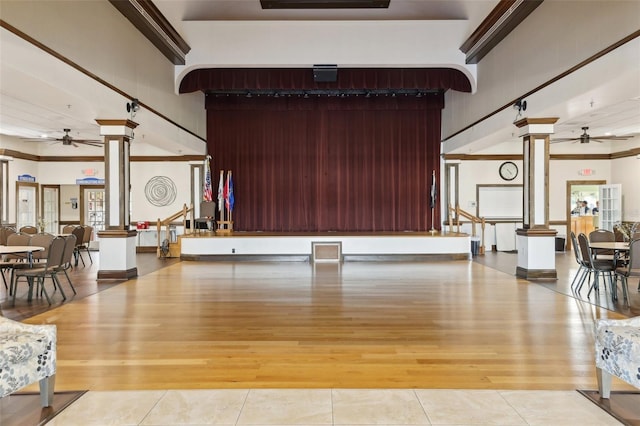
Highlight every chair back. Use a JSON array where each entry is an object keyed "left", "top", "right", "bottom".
[
  {"left": 44, "top": 237, "right": 66, "bottom": 270},
  {"left": 62, "top": 225, "right": 78, "bottom": 234},
  {"left": 628, "top": 239, "right": 640, "bottom": 274},
  {"left": 5, "top": 232, "right": 31, "bottom": 261},
  {"left": 19, "top": 225, "right": 38, "bottom": 234},
  {"left": 7, "top": 232, "right": 31, "bottom": 246},
  {"left": 30, "top": 233, "right": 55, "bottom": 261},
  {"left": 81, "top": 225, "right": 93, "bottom": 245},
  {"left": 59, "top": 234, "right": 77, "bottom": 270},
  {"left": 589, "top": 229, "right": 615, "bottom": 243},
  {"left": 577, "top": 233, "right": 593, "bottom": 268},
  {"left": 0, "top": 227, "right": 16, "bottom": 245},
  {"left": 570, "top": 232, "right": 583, "bottom": 266},
  {"left": 71, "top": 227, "right": 84, "bottom": 245},
  {"left": 589, "top": 229, "right": 615, "bottom": 257}
]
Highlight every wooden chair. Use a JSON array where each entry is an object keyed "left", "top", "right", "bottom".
[{"left": 11, "top": 236, "right": 66, "bottom": 306}]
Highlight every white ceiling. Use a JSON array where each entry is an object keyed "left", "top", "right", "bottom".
[{"left": 0, "top": 0, "right": 638, "bottom": 156}]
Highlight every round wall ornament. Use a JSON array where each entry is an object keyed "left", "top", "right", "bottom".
[{"left": 144, "top": 176, "right": 177, "bottom": 206}]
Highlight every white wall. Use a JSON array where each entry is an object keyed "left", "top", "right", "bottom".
[
  {"left": 612, "top": 156, "right": 640, "bottom": 222},
  {"left": 442, "top": 0, "right": 640, "bottom": 138},
  {"left": 0, "top": 0, "right": 205, "bottom": 138},
  {"left": 1, "top": 157, "right": 193, "bottom": 226},
  {"left": 130, "top": 162, "right": 194, "bottom": 222}
]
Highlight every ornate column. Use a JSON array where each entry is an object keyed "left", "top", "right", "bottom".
[
  {"left": 96, "top": 119, "right": 138, "bottom": 280},
  {"left": 514, "top": 117, "right": 558, "bottom": 280}
]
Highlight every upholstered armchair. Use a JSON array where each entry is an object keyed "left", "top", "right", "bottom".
[
  {"left": 0, "top": 316, "right": 57, "bottom": 406},
  {"left": 595, "top": 316, "right": 640, "bottom": 398}
]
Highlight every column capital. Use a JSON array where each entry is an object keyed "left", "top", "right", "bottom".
[
  {"left": 96, "top": 119, "right": 138, "bottom": 138},
  {"left": 514, "top": 117, "right": 558, "bottom": 137}
]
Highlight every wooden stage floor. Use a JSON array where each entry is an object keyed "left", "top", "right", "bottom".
[{"left": 2, "top": 250, "right": 635, "bottom": 393}]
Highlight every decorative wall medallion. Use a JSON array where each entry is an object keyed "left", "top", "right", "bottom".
[{"left": 144, "top": 176, "right": 177, "bottom": 206}]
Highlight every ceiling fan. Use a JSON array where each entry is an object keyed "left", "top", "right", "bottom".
[
  {"left": 551, "top": 126, "right": 630, "bottom": 144},
  {"left": 24, "top": 128, "right": 102, "bottom": 147}
]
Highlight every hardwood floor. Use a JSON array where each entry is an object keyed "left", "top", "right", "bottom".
[{"left": 2, "top": 250, "right": 636, "bottom": 393}]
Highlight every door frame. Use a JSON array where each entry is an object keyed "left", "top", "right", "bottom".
[
  {"left": 565, "top": 179, "right": 606, "bottom": 251},
  {"left": 79, "top": 184, "right": 105, "bottom": 227}
]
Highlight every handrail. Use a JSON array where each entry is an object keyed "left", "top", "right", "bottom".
[
  {"left": 155, "top": 203, "right": 194, "bottom": 257},
  {"left": 448, "top": 203, "right": 486, "bottom": 255}
]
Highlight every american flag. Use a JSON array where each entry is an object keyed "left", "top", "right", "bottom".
[
  {"left": 217, "top": 170, "right": 224, "bottom": 213},
  {"left": 203, "top": 155, "right": 213, "bottom": 202}
]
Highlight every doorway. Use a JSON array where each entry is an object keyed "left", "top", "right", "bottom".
[
  {"left": 565, "top": 180, "right": 605, "bottom": 251},
  {"left": 41, "top": 185, "right": 60, "bottom": 234},
  {"left": 80, "top": 185, "right": 105, "bottom": 248}
]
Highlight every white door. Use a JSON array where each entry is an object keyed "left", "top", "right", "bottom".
[
  {"left": 16, "top": 182, "right": 37, "bottom": 230},
  {"left": 42, "top": 186, "right": 59, "bottom": 233},
  {"left": 598, "top": 183, "right": 622, "bottom": 232}
]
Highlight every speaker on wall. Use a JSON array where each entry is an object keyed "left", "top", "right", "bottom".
[{"left": 313, "top": 65, "right": 338, "bottom": 82}]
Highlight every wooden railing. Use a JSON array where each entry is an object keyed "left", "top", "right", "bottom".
[
  {"left": 448, "top": 203, "right": 486, "bottom": 255},
  {"left": 155, "top": 203, "right": 194, "bottom": 258}
]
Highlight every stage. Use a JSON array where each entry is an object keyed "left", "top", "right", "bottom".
[{"left": 179, "top": 231, "right": 470, "bottom": 262}]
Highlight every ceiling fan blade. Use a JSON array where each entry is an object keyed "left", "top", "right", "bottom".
[
  {"left": 591, "top": 135, "right": 630, "bottom": 140},
  {"left": 81, "top": 141, "right": 103, "bottom": 147},
  {"left": 550, "top": 138, "right": 579, "bottom": 144}
]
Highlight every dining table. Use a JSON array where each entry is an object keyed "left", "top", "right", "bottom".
[{"left": 0, "top": 245, "right": 45, "bottom": 266}]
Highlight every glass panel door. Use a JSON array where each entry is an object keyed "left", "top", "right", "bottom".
[
  {"left": 41, "top": 185, "right": 60, "bottom": 233},
  {"left": 599, "top": 183, "right": 622, "bottom": 232},
  {"left": 81, "top": 186, "right": 105, "bottom": 249}
]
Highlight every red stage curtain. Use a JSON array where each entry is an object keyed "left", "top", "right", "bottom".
[{"left": 207, "top": 95, "right": 441, "bottom": 232}]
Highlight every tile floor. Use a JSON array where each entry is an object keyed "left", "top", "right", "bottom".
[{"left": 47, "top": 388, "right": 623, "bottom": 425}]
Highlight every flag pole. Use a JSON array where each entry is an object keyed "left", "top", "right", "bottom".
[{"left": 430, "top": 170, "right": 436, "bottom": 233}]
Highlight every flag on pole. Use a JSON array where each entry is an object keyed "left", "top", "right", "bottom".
[
  {"left": 224, "top": 171, "right": 235, "bottom": 212},
  {"left": 223, "top": 171, "right": 229, "bottom": 211},
  {"left": 228, "top": 172, "right": 234, "bottom": 212},
  {"left": 430, "top": 170, "right": 437, "bottom": 209},
  {"left": 217, "top": 170, "right": 224, "bottom": 213},
  {"left": 203, "top": 155, "right": 213, "bottom": 202}
]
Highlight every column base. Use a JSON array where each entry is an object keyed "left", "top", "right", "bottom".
[
  {"left": 97, "top": 229, "right": 138, "bottom": 280},
  {"left": 516, "top": 228, "right": 557, "bottom": 280},
  {"left": 516, "top": 266, "right": 557, "bottom": 280}
]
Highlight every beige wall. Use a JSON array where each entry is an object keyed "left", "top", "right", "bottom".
[
  {"left": 0, "top": 0, "right": 205, "bottom": 139},
  {"left": 442, "top": 0, "right": 640, "bottom": 138}
]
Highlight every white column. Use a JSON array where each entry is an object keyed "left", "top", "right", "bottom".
[
  {"left": 514, "top": 118, "right": 558, "bottom": 280},
  {"left": 96, "top": 119, "right": 138, "bottom": 280}
]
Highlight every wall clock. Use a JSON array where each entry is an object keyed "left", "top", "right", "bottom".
[{"left": 499, "top": 161, "right": 518, "bottom": 181}]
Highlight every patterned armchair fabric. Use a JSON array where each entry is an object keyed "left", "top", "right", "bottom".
[
  {"left": 595, "top": 316, "right": 640, "bottom": 398},
  {"left": 0, "top": 316, "right": 56, "bottom": 406}
]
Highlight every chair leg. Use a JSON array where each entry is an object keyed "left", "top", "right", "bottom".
[
  {"left": 39, "top": 374, "right": 55, "bottom": 407},
  {"left": 64, "top": 269, "right": 77, "bottom": 295},
  {"left": 85, "top": 247, "right": 93, "bottom": 264},
  {"left": 53, "top": 274, "right": 66, "bottom": 301},
  {"left": 621, "top": 276, "right": 629, "bottom": 305},
  {"left": 0, "top": 270, "right": 7, "bottom": 291},
  {"left": 597, "top": 367, "right": 612, "bottom": 399}
]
